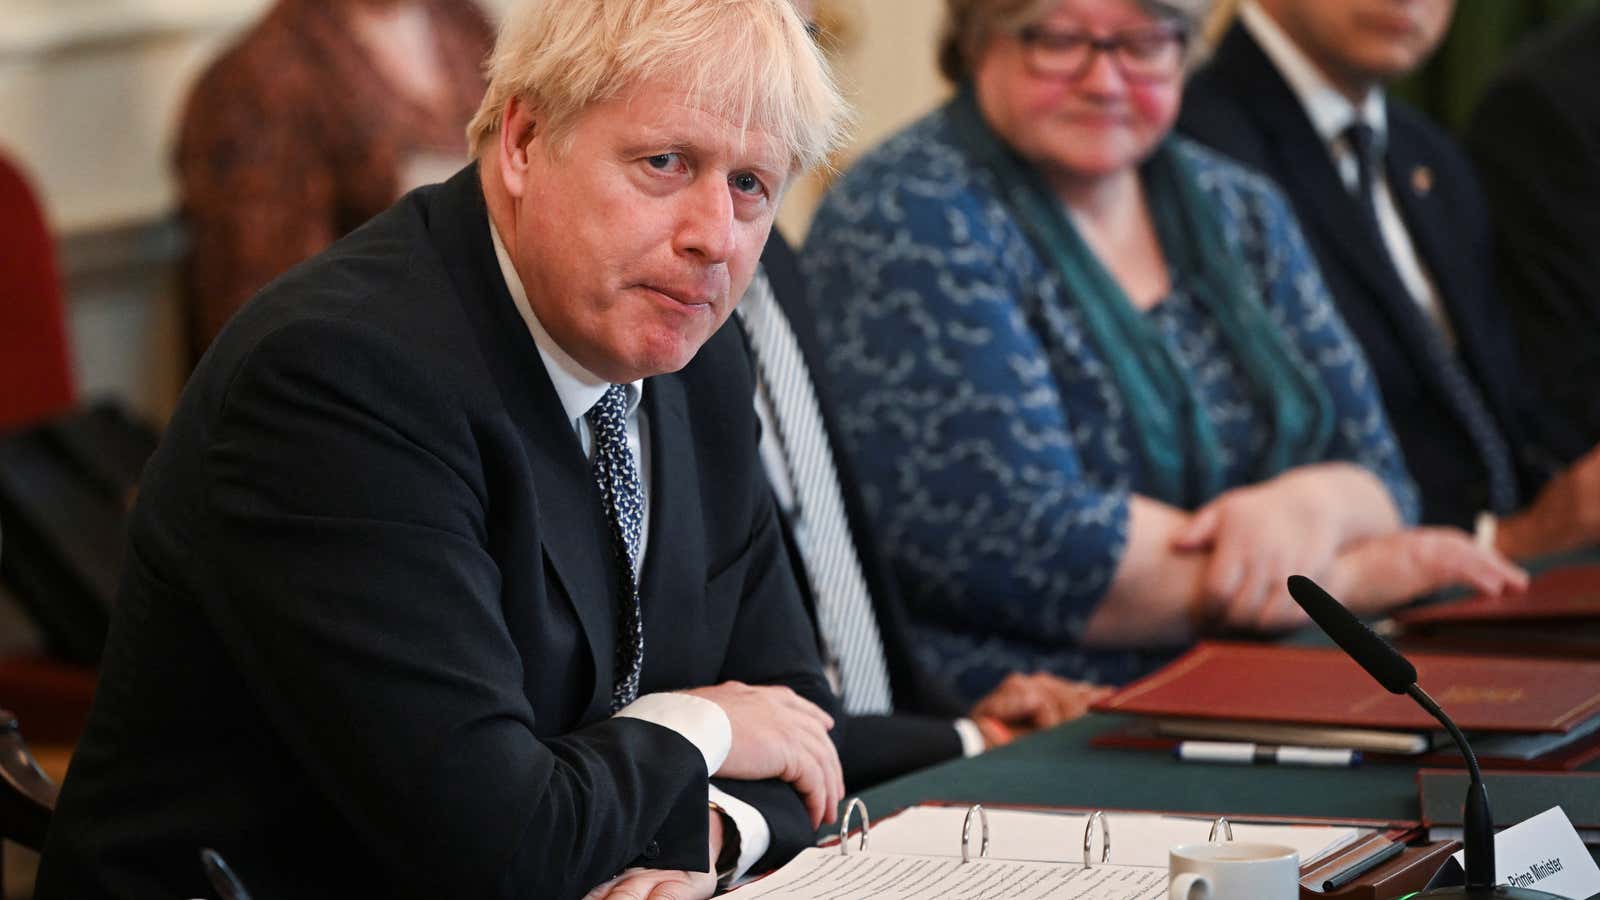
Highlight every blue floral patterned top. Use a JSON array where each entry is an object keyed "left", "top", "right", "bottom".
[{"left": 800, "top": 101, "right": 1419, "bottom": 699}]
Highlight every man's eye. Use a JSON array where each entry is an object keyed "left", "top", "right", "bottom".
[
  {"left": 731, "top": 172, "right": 765, "bottom": 196},
  {"left": 646, "top": 153, "right": 681, "bottom": 171}
]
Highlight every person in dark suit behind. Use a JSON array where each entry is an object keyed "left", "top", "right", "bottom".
[
  {"left": 1180, "top": 0, "right": 1600, "bottom": 561},
  {"left": 1466, "top": 12, "right": 1600, "bottom": 447},
  {"left": 35, "top": 2, "right": 849, "bottom": 899},
  {"left": 746, "top": 232, "right": 1112, "bottom": 792}
]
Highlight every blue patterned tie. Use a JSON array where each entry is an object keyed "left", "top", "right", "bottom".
[
  {"left": 1344, "top": 122, "right": 1519, "bottom": 514},
  {"left": 585, "top": 384, "right": 645, "bottom": 712}
]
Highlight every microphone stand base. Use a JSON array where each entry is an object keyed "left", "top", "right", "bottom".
[{"left": 1414, "top": 883, "right": 1561, "bottom": 890}]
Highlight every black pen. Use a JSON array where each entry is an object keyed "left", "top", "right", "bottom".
[
  {"left": 1322, "top": 839, "right": 1405, "bottom": 891},
  {"left": 201, "top": 848, "right": 255, "bottom": 900}
]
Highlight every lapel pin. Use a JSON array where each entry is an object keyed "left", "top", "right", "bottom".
[{"left": 1411, "top": 165, "right": 1433, "bottom": 196}]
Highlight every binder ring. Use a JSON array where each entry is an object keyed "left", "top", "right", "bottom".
[
  {"left": 838, "top": 797, "right": 870, "bottom": 856},
  {"left": 1082, "top": 810, "right": 1110, "bottom": 868},
  {"left": 960, "top": 804, "right": 990, "bottom": 863},
  {"left": 1209, "top": 816, "right": 1233, "bottom": 842}
]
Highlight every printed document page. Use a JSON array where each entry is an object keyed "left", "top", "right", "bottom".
[
  {"left": 724, "top": 848, "right": 1167, "bottom": 900},
  {"left": 861, "top": 806, "right": 1360, "bottom": 868}
]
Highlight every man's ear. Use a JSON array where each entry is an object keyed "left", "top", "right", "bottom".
[{"left": 497, "top": 96, "right": 541, "bottom": 199}]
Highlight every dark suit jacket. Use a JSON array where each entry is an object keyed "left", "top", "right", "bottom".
[
  {"left": 755, "top": 234, "right": 967, "bottom": 793},
  {"left": 1180, "top": 23, "right": 1586, "bottom": 529},
  {"left": 1467, "top": 12, "right": 1600, "bottom": 445},
  {"left": 35, "top": 166, "right": 833, "bottom": 900}
]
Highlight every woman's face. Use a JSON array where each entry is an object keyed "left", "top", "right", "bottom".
[{"left": 973, "top": 0, "right": 1186, "bottom": 188}]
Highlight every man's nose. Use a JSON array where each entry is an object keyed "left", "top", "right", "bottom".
[{"left": 674, "top": 175, "right": 736, "bottom": 264}]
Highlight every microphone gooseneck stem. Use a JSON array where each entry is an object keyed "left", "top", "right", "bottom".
[{"left": 1410, "top": 684, "right": 1495, "bottom": 889}]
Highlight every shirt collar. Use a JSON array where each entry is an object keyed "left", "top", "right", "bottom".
[
  {"left": 488, "top": 216, "right": 643, "bottom": 430},
  {"left": 732, "top": 266, "right": 775, "bottom": 328},
  {"left": 1239, "top": 1, "right": 1388, "bottom": 149}
]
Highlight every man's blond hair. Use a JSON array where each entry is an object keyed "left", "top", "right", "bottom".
[{"left": 467, "top": 0, "right": 848, "bottom": 173}]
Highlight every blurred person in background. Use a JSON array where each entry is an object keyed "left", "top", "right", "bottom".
[
  {"left": 800, "top": 0, "right": 1524, "bottom": 700},
  {"left": 1182, "top": 0, "right": 1600, "bottom": 561},
  {"left": 1466, "top": 11, "right": 1600, "bottom": 447},
  {"left": 174, "top": 0, "right": 493, "bottom": 362}
]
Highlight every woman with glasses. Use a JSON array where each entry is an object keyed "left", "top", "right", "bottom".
[{"left": 800, "top": 0, "right": 1525, "bottom": 700}]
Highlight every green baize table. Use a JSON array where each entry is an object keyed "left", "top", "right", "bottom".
[{"left": 834, "top": 712, "right": 1434, "bottom": 834}]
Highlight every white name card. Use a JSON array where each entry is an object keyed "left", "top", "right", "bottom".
[{"left": 1451, "top": 807, "right": 1600, "bottom": 898}]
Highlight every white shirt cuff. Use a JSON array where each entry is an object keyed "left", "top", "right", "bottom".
[
  {"left": 614, "top": 692, "right": 731, "bottom": 775},
  {"left": 708, "top": 784, "right": 771, "bottom": 882},
  {"left": 953, "top": 718, "right": 986, "bottom": 758}
]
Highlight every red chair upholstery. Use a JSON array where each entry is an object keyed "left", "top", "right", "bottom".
[
  {"left": 0, "top": 154, "right": 95, "bottom": 803},
  {"left": 0, "top": 152, "right": 75, "bottom": 432}
]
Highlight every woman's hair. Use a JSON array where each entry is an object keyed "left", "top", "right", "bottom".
[
  {"left": 937, "top": 0, "right": 1215, "bottom": 83},
  {"left": 467, "top": 0, "right": 849, "bottom": 173}
]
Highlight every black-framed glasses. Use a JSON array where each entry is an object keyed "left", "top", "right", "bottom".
[{"left": 1017, "top": 23, "right": 1188, "bottom": 83}]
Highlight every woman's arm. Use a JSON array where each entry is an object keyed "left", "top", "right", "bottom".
[{"left": 1080, "top": 495, "right": 1209, "bottom": 646}]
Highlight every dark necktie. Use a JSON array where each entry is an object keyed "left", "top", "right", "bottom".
[
  {"left": 739, "top": 272, "right": 893, "bottom": 714},
  {"left": 585, "top": 383, "right": 645, "bottom": 711},
  {"left": 1343, "top": 123, "right": 1519, "bottom": 514}
]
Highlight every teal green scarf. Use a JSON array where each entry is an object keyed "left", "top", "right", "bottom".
[{"left": 945, "top": 87, "right": 1334, "bottom": 508}]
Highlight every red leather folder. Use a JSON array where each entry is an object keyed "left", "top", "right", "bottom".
[{"left": 1091, "top": 642, "right": 1600, "bottom": 734}]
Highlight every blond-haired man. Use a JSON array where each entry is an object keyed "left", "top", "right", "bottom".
[{"left": 37, "top": 2, "right": 849, "bottom": 898}]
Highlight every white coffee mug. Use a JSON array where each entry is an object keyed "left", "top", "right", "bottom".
[{"left": 1168, "top": 841, "right": 1299, "bottom": 899}]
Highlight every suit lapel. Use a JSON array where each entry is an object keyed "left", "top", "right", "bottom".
[
  {"left": 637, "top": 371, "right": 708, "bottom": 690},
  {"left": 1220, "top": 27, "right": 1406, "bottom": 307},
  {"left": 1220, "top": 27, "right": 1479, "bottom": 424},
  {"left": 424, "top": 164, "right": 615, "bottom": 720},
  {"left": 1384, "top": 128, "right": 1493, "bottom": 383}
]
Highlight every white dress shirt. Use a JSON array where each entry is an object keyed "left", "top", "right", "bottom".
[
  {"left": 1239, "top": 1, "right": 1456, "bottom": 345},
  {"left": 490, "top": 220, "right": 770, "bottom": 879}
]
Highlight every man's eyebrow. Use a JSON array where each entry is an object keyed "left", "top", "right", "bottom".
[{"left": 620, "top": 131, "right": 789, "bottom": 176}]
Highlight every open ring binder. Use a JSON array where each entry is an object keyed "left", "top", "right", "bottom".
[
  {"left": 960, "top": 804, "right": 990, "bottom": 863},
  {"left": 838, "top": 797, "right": 870, "bottom": 856},
  {"left": 835, "top": 799, "right": 1242, "bottom": 867},
  {"left": 776, "top": 799, "right": 1408, "bottom": 900},
  {"left": 1083, "top": 809, "right": 1111, "bottom": 868}
]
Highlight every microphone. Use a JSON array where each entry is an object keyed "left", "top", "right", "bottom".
[{"left": 1286, "top": 575, "right": 1560, "bottom": 900}]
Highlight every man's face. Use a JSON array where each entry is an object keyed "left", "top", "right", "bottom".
[
  {"left": 505, "top": 81, "right": 789, "bottom": 383},
  {"left": 1261, "top": 0, "right": 1456, "bottom": 92}
]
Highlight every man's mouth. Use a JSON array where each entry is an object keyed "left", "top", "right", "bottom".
[{"left": 641, "top": 284, "right": 716, "bottom": 308}]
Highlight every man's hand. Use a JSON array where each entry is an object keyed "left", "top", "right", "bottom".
[
  {"left": 969, "top": 672, "right": 1112, "bottom": 742},
  {"left": 582, "top": 807, "right": 728, "bottom": 900},
  {"left": 680, "top": 681, "right": 843, "bottom": 829},
  {"left": 1500, "top": 443, "right": 1600, "bottom": 559},
  {"left": 582, "top": 869, "right": 715, "bottom": 900}
]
